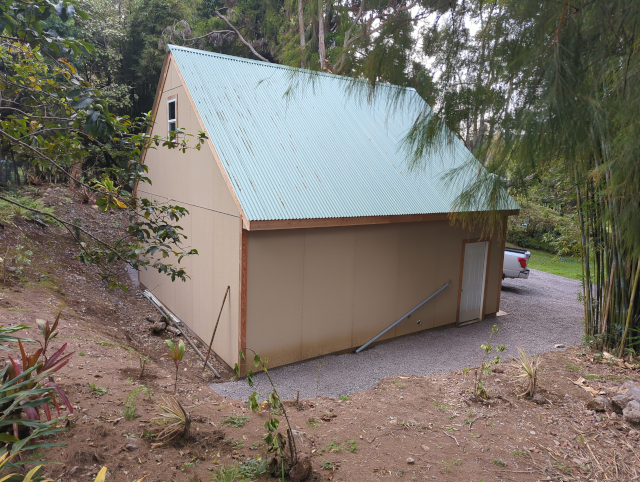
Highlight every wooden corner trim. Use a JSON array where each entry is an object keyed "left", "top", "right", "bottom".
[
  {"left": 496, "top": 216, "right": 508, "bottom": 312},
  {"left": 238, "top": 225, "right": 248, "bottom": 377}
]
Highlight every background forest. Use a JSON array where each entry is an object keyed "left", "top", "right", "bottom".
[
  {"left": 0, "top": 0, "right": 638, "bottom": 354},
  {"left": 1, "top": 0, "right": 578, "bottom": 253}
]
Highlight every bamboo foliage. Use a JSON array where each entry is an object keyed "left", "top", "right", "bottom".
[{"left": 391, "top": 0, "right": 640, "bottom": 355}]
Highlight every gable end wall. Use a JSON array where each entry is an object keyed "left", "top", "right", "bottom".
[{"left": 138, "top": 57, "right": 242, "bottom": 369}]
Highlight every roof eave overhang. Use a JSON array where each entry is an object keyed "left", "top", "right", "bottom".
[{"left": 246, "top": 209, "right": 520, "bottom": 231}]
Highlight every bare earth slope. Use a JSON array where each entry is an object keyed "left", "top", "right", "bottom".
[{"left": 1, "top": 186, "right": 638, "bottom": 482}]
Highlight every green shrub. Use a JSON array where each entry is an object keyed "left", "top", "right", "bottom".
[{"left": 0, "top": 193, "right": 59, "bottom": 227}]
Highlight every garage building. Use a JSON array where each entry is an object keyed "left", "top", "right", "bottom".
[{"left": 139, "top": 45, "right": 519, "bottom": 375}]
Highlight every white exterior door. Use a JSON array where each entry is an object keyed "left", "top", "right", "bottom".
[{"left": 459, "top": 241, "right": 488, "bottom": 323}]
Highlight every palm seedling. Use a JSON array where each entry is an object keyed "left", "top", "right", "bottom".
[
  {"left": 163, "top": 339, "right": 185, "bottom": 393},
  {"left": 139, "top": 355, "right": 151, "bottom": 378},
  {"left": 512, "top": 347, "right": 541, "bottom": 397},
  {"left": 150, "top": 395, "right": 191, "bottom": 448}
]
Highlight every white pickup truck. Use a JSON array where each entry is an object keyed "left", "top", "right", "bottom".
[{"left": 503, "top": 247, "right": 531, "bottom": 279}]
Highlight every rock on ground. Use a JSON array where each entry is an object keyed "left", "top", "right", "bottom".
[
  {"left": 612, "top": 381, "right": 640, "bottom": 413},
  {"left": 624, "top": 400, "right": 640, "bottom": 424},
  {"left": 587, "top": 396, "right": 609, "bottom": 412}
]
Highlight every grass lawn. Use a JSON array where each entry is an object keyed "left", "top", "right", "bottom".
[{"left": 506, "top": 244, "right": 584, "bottom": 281}]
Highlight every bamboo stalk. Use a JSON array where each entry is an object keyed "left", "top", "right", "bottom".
[
  {"left": 601, "top": 261, "right": 616, "bottom": 336},
  {"left": 576, "top": 181, "right": 591, "bottom": 334},
  {"left": 619, "top": 259, "right": 640, "bottom": 358}
]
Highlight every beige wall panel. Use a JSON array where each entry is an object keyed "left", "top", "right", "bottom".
[
  {"left": 433, "top": 223, "right": 464, "bottom": 328},
  {"left": 139, "top": 60, "right": 242, "bottom": 370},
  {"left": 189, "top": 207, "right": 215, "bottom": 344},
  {"left": 301, "top": 227, "right": 357, "bottom": 359},
  {"left": 168, "top": 59, "right": 180, "bottom": 90},
  {"left": 172, "top": 209, "right": 193, "bottom": 325},
  {"left": 189, "top": 107, "right": 214, "bottom": 210},
  {"left": 163, "top": 59, "right": 177, "bottom": 90},
  {"left": 173, "top": 93, "right": 194, "bottom": 206},
  {"left": 352, "top": 225, "right": 400, "bottom": 346},
  {"left": 394, "top": 221, "right": 441, "bottom": 336},
  {"left": 246, "top": 230, "right": 304, "bottom": 366},
  {"left": 210, "top": 145, "right": 239, "bottom": 216},
  {"left": 210, "top": 214, "right": 240, "bottom": 365}
]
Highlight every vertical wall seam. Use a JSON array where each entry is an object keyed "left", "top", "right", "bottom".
[
  {"left": 393, "top": 225, "right": 402, "bottom": 338},
  {"left": 300, "top": 228, "right": 306, "bottom": 360},
  {"left": 350, "top": 227, "right": 358, "bottom": 348},
  {"left": 433, "top": 221, "right": 442, "bottom": 328}
]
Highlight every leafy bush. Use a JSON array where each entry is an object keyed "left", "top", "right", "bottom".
[
  {"left": 0, "top": 319, "right": 72, "bottom": 470},
  {"left": 0, "top": 451, "right": 49, "bottom": 481},
  {"left": 507, "top": 199, "right": 580, "bottom": 256},
  {"left": 2, "top": 313, "right": 73, "bottom": 422}
]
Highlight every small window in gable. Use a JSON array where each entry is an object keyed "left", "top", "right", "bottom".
[{"left": 167, "top": 97, "right": 177, "bottom": 134}]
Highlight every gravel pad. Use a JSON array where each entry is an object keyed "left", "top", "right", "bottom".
[{"left": 211, "top": 268, "right": 583, "bottom": 401}]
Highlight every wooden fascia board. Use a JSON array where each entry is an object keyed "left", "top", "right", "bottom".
[
  {"left": 133, "top": 52, "right": 171, "bottom": 198},
  {"left": 246, "top": 209, "right": 520, "bottom": 231},
  {"left": 170, "top": 53, "right": 250, "bottom": 229}
]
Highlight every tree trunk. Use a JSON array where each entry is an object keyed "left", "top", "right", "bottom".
[
  {"left": 318, "top": 0, "right": 325, "bottom": 70},
  {"left": 298, "top": 0, "right": 305, "bottom": 68},
  {"left": 12, "top": 159, "right": 19, "bottom": 185}
]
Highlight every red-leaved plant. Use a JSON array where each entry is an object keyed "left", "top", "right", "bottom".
[{"left": 2, "top": 312, "right": 74, "bottom": 430}]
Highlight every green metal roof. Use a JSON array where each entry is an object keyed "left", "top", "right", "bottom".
[{"left": 169, "top": 45, "right": 518, "bottom": 221}]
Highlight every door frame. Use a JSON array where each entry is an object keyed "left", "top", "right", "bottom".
[{"left": 456, "top": 238, "right": 492, "bottom": 326}]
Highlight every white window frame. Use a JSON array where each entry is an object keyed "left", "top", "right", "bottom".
[{"left": 167, "top": 96, "right": 177, "bottom": 135}]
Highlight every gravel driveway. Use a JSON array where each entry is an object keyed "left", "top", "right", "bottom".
[{"left": 211, "top": 268, "right": 583, "bottom": 401}]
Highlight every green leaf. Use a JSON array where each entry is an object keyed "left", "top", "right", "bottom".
[
  {"left": 0, "top": 433, "right": 19, "bottom": 442},
  {"left": 71, "top": 96, "right": 92, "bottom": 109}
]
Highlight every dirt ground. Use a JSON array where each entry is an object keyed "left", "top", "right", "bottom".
[{"left": 1, "top": 185, "right": 640, "bottom": 482}]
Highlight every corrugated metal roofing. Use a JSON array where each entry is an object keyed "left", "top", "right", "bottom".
[{"left": 169, "top": 45, "right": 518, "bottom": 221}]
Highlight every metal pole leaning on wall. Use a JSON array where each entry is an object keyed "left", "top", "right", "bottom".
[
  {"left": 355, "top": 280, "right": 452, "bottom": 354},
  {"left": 140, "top": 290, "right": 221, "bottom": 378},
  {"left": 203, "top": 285, "right": 230, "bottom": 370}
]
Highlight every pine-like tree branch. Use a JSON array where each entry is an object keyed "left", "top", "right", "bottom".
[{"left": 215, "top": 10, "right": 270, "bottom": 62}]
